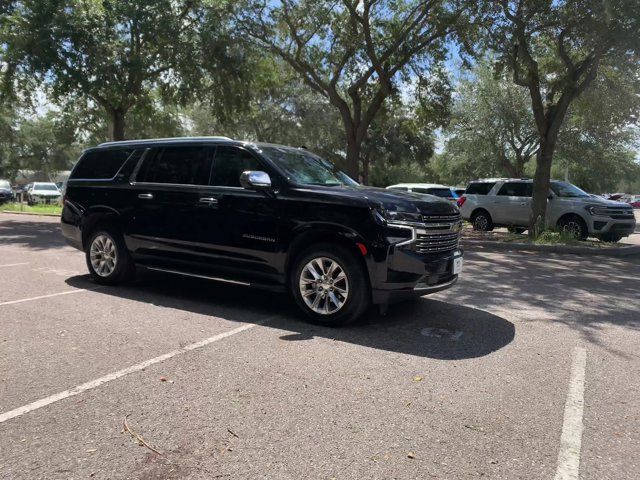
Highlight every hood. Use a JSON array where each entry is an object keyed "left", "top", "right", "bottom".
[
  {"left": 31, "top": 189, "right": 61, "bottom": 195},
  {"left": 563, "top": 195, "right": 631, "bottom": 208},
  {"left": 296, "top": 185, "right": 459, "bottom": 216}
]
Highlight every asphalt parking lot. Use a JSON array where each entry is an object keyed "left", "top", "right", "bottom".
[{"left": 1, "top": 213, "right": 639, "bottom": 479}]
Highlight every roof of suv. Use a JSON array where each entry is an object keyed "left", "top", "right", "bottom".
[
  {"left": 387, "top": 183, "right": 453, "bottom": 189},
  {"left": 97, "top": 136, "right": 235, "bottom": 148}
]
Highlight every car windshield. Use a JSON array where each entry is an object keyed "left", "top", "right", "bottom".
[
  {"left": 550, "top": 181, "right": 590, "bottom": 198},
  {"left": 259, "top": 146, "right": 358, "bottom": 187},
  {"left": 0, "top": 180, "right": 10, "bottom": 189},
  {"left": 34, "top": 184, "right": 59, "bottom": 191}
]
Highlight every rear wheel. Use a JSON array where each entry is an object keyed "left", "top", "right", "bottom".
[
  {"left": 85, "top": 227, "right": 134, "bottom": 285},
  {"left": 557, "top": 215, "right": 588, "bottom": 241},
  {"left": 471, "top": 210, "right": 494, "bottom": 232},
  {"left": 290, "top": 243, "right": 370, "bottom": 326}
]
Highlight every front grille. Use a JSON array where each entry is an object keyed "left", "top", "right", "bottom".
[{"left": 413, "top": 213, "right": 462, "bottom": 254}]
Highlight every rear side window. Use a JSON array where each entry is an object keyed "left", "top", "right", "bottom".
[
  {"left": 465, "top": 182, "right": 496, "bottom": 195},
  {"left": 414, "top": 187, "right": 455, "bottom": 198},
  {"left": 498, "top": 182, "right": 532, "bottom": 197},
  {"left": 210, "top": 146, "right": 263, "bottom": 187},
  {"left": 71, "top": 149, "right": 132, "bottom": 180},
  {"left": 388, "top": 186, "right": 408, "bottom": 191},
  {"left": 137, "top": 146, "right": 211, "bottom": 185}
]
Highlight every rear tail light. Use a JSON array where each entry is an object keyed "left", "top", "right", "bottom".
[{"left": 457, "top": 196, "right": 466, "bottom": 208}]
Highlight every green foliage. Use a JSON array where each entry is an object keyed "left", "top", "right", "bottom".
[{"left": 4, "top": 0, "right": 229, "bottom": 139}]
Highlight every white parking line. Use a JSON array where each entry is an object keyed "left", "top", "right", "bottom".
[
  {"left": 0, "top": 316, "right": 276, "bottom": 424},
  {"left": 554, "top": 346, "right": 587, "bottom": 480},
  {"left": 0, "top": 262, "right": 29, "bottom": 268},
  {"left": 0, "top": 288, "right": 98, "bottom": 307}
]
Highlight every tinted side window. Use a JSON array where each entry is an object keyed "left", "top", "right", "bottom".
[
  {"left": 497, "top": 182, "right": 532, "bottom": 197},
  {"left": 137, "top": 147, "right": 211, "bottom": 185},
  {"left": 415, "top": 187, "right": 454, "bottom": 198},
  {"left": 465, "top": 182, "right": 495, "bottom": 195},
  {"left": 210, "top": 146, "right": 263, "bottom": 187},
  {"left": 388, "top": 187, "right": 408, "bottom": 191},
  {"left": 70, "top": 149, "right": 132, "bottom": 179}
]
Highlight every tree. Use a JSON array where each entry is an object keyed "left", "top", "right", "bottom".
[
  {"left": 4, "top": 0, "right": 209, "bottom": 141},
  {"left": 236, "top": 0, "right": 469, "bottom": 180},
  {"left": 443, "top": 59, "right": 537, "bottom": 179},
  {"left": 485, "top": 0, "right": 640, "bottom": 236}
]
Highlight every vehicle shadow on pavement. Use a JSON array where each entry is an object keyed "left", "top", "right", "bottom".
[
  {"left": 65, "top": 270, "right": 514, "bottom": 361},
  {"left": 438, "top": 251, "right": 640, "bottom": 357},
  {"left": 0, "top": 218, "right": 67, "bottom": 251}
]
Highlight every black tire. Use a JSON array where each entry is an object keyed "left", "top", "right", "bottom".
[
  {"left": 471, "top": 210, "right": 494, "bottom": 232},
  {"left": 598, "top": 232, "right": 623, "bottom": 243},
  {"left": 85, "top": 226, "right": 135, "bottom": 285},
  {"left": 290, "top": 243, "right": 370, "bottom": 326},
  {"left": 557, "top": 214, "right": 588, "bottom": 241}
]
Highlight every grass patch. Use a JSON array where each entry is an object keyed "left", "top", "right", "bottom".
[{"left": 2, "top": 202, "right": 62, "bottom": 215}]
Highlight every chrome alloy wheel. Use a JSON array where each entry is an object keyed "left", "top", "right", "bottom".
[
  {"left": 89, "top": 234, "right": 117, "bottom": 277},
  {"left": 474, "top": 214, "right": 488, "bottom": 230},
  {"left": 299, "top": 257, "right": 349, "bottom": 315},
  {"left": 562, "top": 220, "right": 583, "bottom": 238}
]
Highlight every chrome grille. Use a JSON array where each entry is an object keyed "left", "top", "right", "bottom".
[{"left": 414, "top": 213, "right": 462, "bottom": 254}]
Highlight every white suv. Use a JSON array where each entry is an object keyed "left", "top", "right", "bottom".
[{"left": 458, "top": 179, "right": 636, "bottom": 242}]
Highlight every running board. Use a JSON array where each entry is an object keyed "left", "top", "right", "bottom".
[{"left": 145, "top": 266, "right": 251, "bottom": 286}]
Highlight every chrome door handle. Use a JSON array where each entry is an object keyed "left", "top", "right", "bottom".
[
  {"left": 199, "top": 197, "right": 218, "bottom": 205},
  {"left": 138, "top": 193, "right": 153, "bottom": 199}
]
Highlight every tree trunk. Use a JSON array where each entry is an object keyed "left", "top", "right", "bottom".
[
  {"left": 107, "top": 108, "right": 126, "bottom": 141},
  {"left": 344, "top": 129, "right": 361, "bottom": 181},
  {"left": 361, "top": 150, "right": 371, "bottom": 185},
  {"left": 528, "top": 140, "right": 555, "bottom": 237}
]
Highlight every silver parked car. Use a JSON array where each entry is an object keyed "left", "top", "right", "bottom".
[
  {"left": 27, "top": 182, "right": 62, "bottom": 205},
  {"left": 457, "top": 178, "right": 636, "bottom": 242}
]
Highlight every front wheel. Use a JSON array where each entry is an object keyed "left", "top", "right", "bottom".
[
  {"left": 290, "top": 244, "right": 370, "bottom": 326},
  {"left": 557, "top": 215, "right": 588, "bottom": 241},
  {"left": 85, "top": 227, "right": 134, "bottom": 285}
]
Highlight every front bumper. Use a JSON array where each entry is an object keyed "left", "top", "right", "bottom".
[
  {"left": 587, "top": 216, "right": 636, "bottom": 236},
  {"left": 371, "top": 247, "right": 462, "bottom": 305}
]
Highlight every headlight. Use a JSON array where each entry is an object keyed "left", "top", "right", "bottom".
[
  {"left": 585, "top": 205, "right": 609, "bottom": 216},
  {"left": 372, "top": 208, "right": 418, "bottom": 245},
  {"left": 372, "top": 207, "right": 423, "bottom": 226}
]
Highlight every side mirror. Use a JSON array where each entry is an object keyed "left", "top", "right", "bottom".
[{"left": 240, "top": 171, "right": 272, "bottom": 190}]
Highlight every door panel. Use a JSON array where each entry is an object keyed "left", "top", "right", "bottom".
[{"left": 493, "top": 182, "right": 532, "bottom": 225}]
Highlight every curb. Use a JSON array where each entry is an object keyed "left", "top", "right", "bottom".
[
  {"left": 460, "top": 239, "right": 640, "bottom": 257},
  {"left": 2, "top": 210, "right": 61, "bottom": 218}
]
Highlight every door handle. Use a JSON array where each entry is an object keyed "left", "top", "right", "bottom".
[
  {"left": 138, "top": 193, "right": 154, "bottom": 199},
  {"left": 199, "top": 197, "right": 218, "bottom": 205}
]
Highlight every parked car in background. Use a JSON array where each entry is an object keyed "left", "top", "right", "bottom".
[
  {"left": 62, "top": 137, "right": 464, "bottom": 325},
  {"left": 0, "top": 180, "right": 14, "bottom": 204},
  {"left": 628, "top": 195, "right": 640, "bottom": 209},
  {"left": 457, "top": 178, "right": 636, "bottom": 242},
  {"left": 454, "top": 187, "right": 466, "bottom": 197},
  {"left": 386, "top": 183, "right": 459, "bottom": 203},
  {"left": 27, "top": 182, "right": 62, "bottom": 205}
]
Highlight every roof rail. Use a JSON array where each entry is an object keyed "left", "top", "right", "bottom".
[{"left": 98, "top": 136, "right": 233, "bottom": 147}]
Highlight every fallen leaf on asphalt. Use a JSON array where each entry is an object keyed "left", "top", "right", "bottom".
[
  {"left": 464, "top": 424, "right": 484, "bottom": 432},
  {"left": 488, "top": 459, "right": 498, "bottom": 464},
  {"left": 86, "top": 448, "right": 97, "bottom": 453},
  {"left": 160, "top": 376, "right": 168, "bottom": 382},
  {"left": 413, "top": 376, "right": 423, "bottom": 382},
  {"left": 407, "top": 452, "right": 416, "bottom": 459}
]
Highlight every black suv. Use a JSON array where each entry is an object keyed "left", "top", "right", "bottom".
[{"left": 61, "top": 137, "right": 463, "bottom": 325}]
